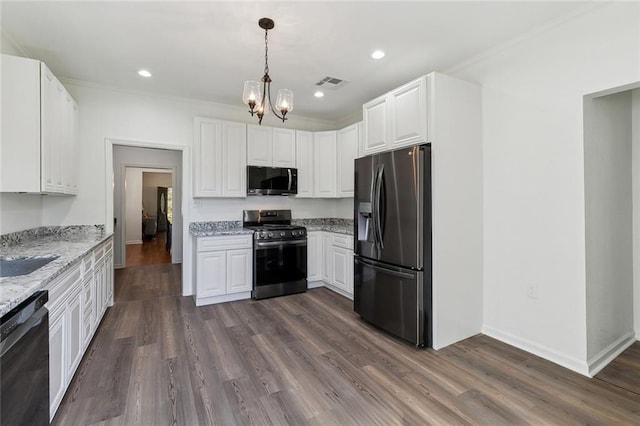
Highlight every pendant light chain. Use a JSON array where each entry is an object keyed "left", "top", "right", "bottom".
[
  {"left": 242, "top": 17, "right": 293, "bottom": 125},
  {"left": 264, "top": 29, "right": 269, "bottom": 76}
]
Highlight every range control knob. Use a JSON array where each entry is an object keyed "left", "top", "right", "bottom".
[
  {"left": 268, "top": 232, "right": 274, "bottom": 238},
  {"left": 291, "top": 231, "right": 297, "bottom": 236},
  {"left": 280, "top": 232, "right": 286, "bottom": 237},
  {"left": 260, "top": 232, "right": 267, "bottom": 239}
]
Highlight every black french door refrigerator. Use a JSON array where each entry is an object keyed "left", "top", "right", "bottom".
[{"left": 353, "top": 144, "right": 432, "bottom": 347}]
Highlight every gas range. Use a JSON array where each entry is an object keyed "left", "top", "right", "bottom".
[
  {"left": 242, "top": 210, "right": 306, "bottom": 241},
  {"left": 243, "top": 209, "right": 308, "bottom": 300},
  {"left": 244, "top": 224, "right": 307, "bottom": 241}
]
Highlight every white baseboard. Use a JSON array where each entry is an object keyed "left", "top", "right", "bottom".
[
  {"left": 126, "top": 240, "right": 143, "bottom": 245},
  {"left": 587, "top": 331, "right": 637, "bottom": 376},
  {"left": 323, "top": 282, "right": 354, "bottom": 300},
  {"left": 307, "top": 280, "right": 325, "bottom": 289},
  {"left": 194, "top": 291, "right": 251, "bottom": 306},
  {"left": 482, "top": 325, "right": 590, "bottom": 376}
]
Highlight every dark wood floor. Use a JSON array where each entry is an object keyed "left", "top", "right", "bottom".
[
  {"left": 125, "top": 231, "right": 172, "bottom": 266},
  {"left": 53, "top": 264, "right": 640, "bottom": 425},
  {"left": 596, "top": 341, "right": 640, "bottom": 396}
]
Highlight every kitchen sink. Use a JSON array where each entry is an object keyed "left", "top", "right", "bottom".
[{"left": 0, "top": 255, "right": 59, "bottom": 278}]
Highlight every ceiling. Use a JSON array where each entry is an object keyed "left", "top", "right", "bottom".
[{"left": 1, "top": 1, "right": 589, "bottom": 124}]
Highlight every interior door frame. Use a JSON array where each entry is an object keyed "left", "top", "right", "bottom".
[{"left": 105, "top": 138, "right": 192, "bottom": 296}]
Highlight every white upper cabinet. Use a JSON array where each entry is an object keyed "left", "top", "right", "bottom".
[
  {"left": 362, "top": 75, "right": 428, "bottom": 155},
  {"left": 1, "top": 54, "right": 78, "bottom": 194},
  {"left": 272, "top": 127, "right": 296, "bottom": 167},
  {"left": 336, "top": 123, "right": 359, "bottom": 197},
  {"left": 295, "top": 130, "right": 314, "bottom": 198},
  {"left": 313, "top": 131, "right": 337, "bottom": 198},
  {"left": 247, "top": 124, "right": 273, "bottom": 166},
  {"left": 222, "top": 121, "right": 248, "bottom": 197},
  {"left": 247, "top": 125, "right": 296, "bottom": 167},
  {"left": 388, "top": 76, "right": 427, "bottom": 148},
  {"left": 362, "top": 95, "right": 388, "bottom": 155},
  {"left": 193, "top": 117, "right": 246, "bottom": 198}
]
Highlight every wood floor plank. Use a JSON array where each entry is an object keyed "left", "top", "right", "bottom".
[{"left": 53, "top": 266, "right": 640, "bottom": 425}]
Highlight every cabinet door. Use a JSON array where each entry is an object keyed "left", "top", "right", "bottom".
[
  {"left": 295, "top": 131, "right": 314, "bottom": 198},
  {"left": 223, "top": 121, "right": 247, "bottom": 197},
  {"left": 247, "top": 124, "right": 273, "bottom": 166},
  {"left": 65, "top": 99, "right": 79, "bottom": 194},
  {"left": 313, "top": 131, "right": 337, "bottom": 198},
  {"left": 0, "top": 55, "right": 41, "bottom": 193},
  {"left": 105, "top": 248, "right": 114, "bottom": 306},
  {"left": 272, "top": 127, "right": 296, "bottom": 167},
  {"left": 306, "top": 231, "right": 322, "bottom": 282},
  {"left": 193, "top": 118, "right": 224, "bottom": 197},
  {"left": 49, "top": 306, "right": 66, "bottom": 419},
  {"left": 196, "top": 251, "right": 226, "bottom": 298},
  {"left": 362, "top": 95, "right": 388, "bottom": 155},
  {"left": 82, "top": 278, "right": 94, "bottom": 349},
  {"left": 332, "top": 246, "right": 350, "bottom": 292},
  {"left": 226, "top": 248, "right": 252, "bottom": 294},
  {"left": 337, "top": 123, "right": 359, "bottom": 197},
  {"left": 322, "top": 233, "right": 333, "bottom": 283},
  {"left": 388, "top": 76, "right": 427, "bottom": 148},
  {"left": 41, "top": 65, "right": 57, "bottom": 192},
  {"left": 51, "top": 79, "right": 67, "bottom": 192},
  {"left": 66, "top": 286, "right": 83, "bottom": 381}
]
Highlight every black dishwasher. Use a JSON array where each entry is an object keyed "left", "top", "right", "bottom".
[{"left": 1, "top": 291, "right": 49, "bottom": 425}]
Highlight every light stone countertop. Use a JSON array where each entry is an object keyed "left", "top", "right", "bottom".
[
  {"left": 0, "top": 226, "right": 113, "bottom": 317},
  {"left": 189, "top": 221, "right": 254, "bottom": 237}
]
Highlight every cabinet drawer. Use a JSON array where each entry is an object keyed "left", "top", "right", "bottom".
[
  {"left": 46, "top": 263, "right": 82, "bottom": 308},
  {"left": 197, "top": 235, "right": 252, "bottom": 252},
  {"left": 103, "top": 239, "right": 113, "bottom": 253},
  {"left": 332, "top": 234, "right": 353, "bottom": 249}
]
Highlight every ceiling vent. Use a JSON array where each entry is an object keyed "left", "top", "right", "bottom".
[{"left": 315, "top": 76, "right": 349, "bottom": 90}]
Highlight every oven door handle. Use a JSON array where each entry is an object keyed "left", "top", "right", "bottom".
[{"left": 255, "top": 240, "right": 307, "bottom": 248}]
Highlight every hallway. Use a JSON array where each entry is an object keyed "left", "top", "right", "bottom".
[{"left": 125, "top": 231, "right": 171, "bottom": 266}]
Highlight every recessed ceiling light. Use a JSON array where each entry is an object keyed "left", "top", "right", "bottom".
[
  {"left": 138, "top": 69, "right": 152, "bottom": 78},
  {"left": 314, "top": 91, "right": 324, "bottom": 98},
  {"left": 371, "top": 50, "right": 385, "bottom": 60}
]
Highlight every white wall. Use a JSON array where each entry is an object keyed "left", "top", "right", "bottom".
[
  {"left": 584, "top": 91, "right": 634, "bottom": 372},
  {"left": 634, "top": 89, "right": 640, "bottom": 339},
  {"left": 143, "top": 171, "right": 172, "bottom": 188},
  {"left": 451, "top": 2, "right": 640, "bottom": 374},
  {"left": 124, "top": 167, "right": 144, "bottom": 244}
]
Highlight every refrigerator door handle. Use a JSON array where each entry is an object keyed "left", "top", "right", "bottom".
[
  {"left": 374, "top": 164, "right": 385, "bottom": 249},
  {"left": 370, "top": 164, "right": 380, "bottom": 248},
  {"left": 354, "top": 257, "right": 415, "bottom": 279}
]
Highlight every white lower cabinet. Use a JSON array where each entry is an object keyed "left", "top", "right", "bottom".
[
  {"left": 48, "top": 304, "right": 66, "bottom": 420},
  {"left": 308, "top": 231, "right": 354, "bottom": 298},
  {"left": 306, "top": 231, "right": 323, "bottom": 283},
  {"left": 321, "top": 233, "right": 333, "bottom": 283},
  {"left": 46, "top": 237, "right": 114, "bottom": 420},
  {"left": 194, "top": 235, "right": 253, "bottom": 306}
]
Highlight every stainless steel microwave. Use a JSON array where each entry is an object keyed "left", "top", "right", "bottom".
[{"left": 247, "top": 166, "right": 298, "bottom": 195}]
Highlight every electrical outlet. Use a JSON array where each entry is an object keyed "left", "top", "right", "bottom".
[{"left": 526, "top": 284, "right": 538, "bottom": 300}]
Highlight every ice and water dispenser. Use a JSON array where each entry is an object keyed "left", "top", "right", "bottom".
[{"left": 358, "top": 202, "right": 375, "bottom": 243}]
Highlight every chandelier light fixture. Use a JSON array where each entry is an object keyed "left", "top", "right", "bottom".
[{"left": 242, "top": 17, "right": 293, "bottom": 125}]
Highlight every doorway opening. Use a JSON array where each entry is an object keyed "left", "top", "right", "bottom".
[
  {"left": 583, "top": 82, "right": 640, "bottom": 385},
  {"left": 124, "top": 167, "right": 174, "bottom": 266},
  {"left": 112, "top": 145, "right": 183, "bottom": 270}
]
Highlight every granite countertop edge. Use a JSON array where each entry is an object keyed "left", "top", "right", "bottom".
[{"left": 0, "top": 229, "right": 114, "bottom": 318}]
